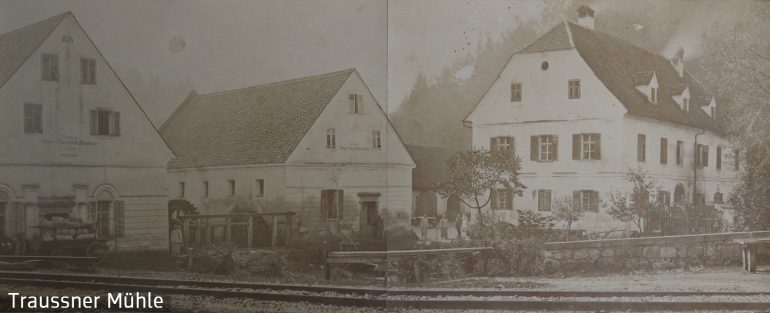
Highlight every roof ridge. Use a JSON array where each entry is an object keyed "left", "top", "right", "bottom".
[
  {"left": 567, "top": 20, "right": 672, "bottom": 64},
  {"left": 195, "top": 68, "right": 355, "bottom": 98}
]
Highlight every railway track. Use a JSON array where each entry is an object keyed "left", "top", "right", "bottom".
[{"left": 0, "top": 271, "right": 769, "bottom": 311}]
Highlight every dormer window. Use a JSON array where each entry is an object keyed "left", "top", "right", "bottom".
[
  {"left": 650, "top": 87, "right": 657, "bottom": 103},
  {"left": 673, "top": 86, "right": 690, "bottom": 111},
  {"left": 710, "top": 106, "right": 715, "bottom": 118}
]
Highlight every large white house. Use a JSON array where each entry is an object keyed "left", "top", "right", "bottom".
[
  {"left": 0, "top": 12, "right": 173, "bottom": 250},
  {"left": 161, "top": 69, "right": 414, "bottom": 239},
  {"left": 464, "top": 6, "right": 737, "bottom": 232}
]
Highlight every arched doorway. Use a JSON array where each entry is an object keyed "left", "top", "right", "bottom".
[
  {"left": 674, "top": 183, "right": 686, "bottom": 204},
  {"left": 95, "top": 190, "right": 114, "bottom": 238}
]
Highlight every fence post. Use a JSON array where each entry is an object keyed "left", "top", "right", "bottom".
[{"left": 247, "top": 216, "right": 254, "bottom": 248}]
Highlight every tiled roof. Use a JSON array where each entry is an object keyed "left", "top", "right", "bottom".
[
  {"left": 512, "top": 22, "right": 721, "bottom": 133},
  {"left": 406, "top": 145, "right": 457, "bottom": 190},
  {"left": 0, "top": 12, "right": 68, "bottom": 90},
  {"left": 160, "top": 69, "right": 355, "bottom": 168}
]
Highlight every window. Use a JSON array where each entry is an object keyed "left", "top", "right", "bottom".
[
  {"left": 683, "top": 97, "right": 690, "bottom": 111},
  {"left": 203, "top": 181, "right": 209, "bottom": 198},
  {"left": 90, "top": 110, "right": 120, "bottom": 136},
  {"left": 696, "top": 193, "right": 705, "bottom": 209},
  {"left": 178, "top": 182, "right": 185, "bottom": 198},
  {"left": 531, "top": 135, "right": 557, "bottom": 162},
  {"left": 372, "top": 130, "right": 382, "bottom": 149},
  {"left": 80, "top": 58, "right": 96, "bottom": 85},
  {"left": 574, "top": 190, "right": 599, "bottom": 212},
  {"left": 228, "top": 180, "right": 236, "bottom": 196},
  {"left": 716, "top": 146, "right": 722, "bottom": 170},
  {"left": 490, "top": 136, "right": 514, "bottom": 151},
  {"left": 572, "top": 133, "right": 601, "bottom": 160},
  {"left": 537, "top": 189, "right": 552, "bottom": 211},
  {"left": 660, "top": 137, "right": 668, "bottom": 164},
  {"left": 321, "top": 189, "right": 343, "bottom": 219},
  {"left": 637, "top": 134, "right": 646, "bottom": 162},
  {"left": 490, "top": 189, "right": 513, "bottom": 210},
  {"left": 326, "top": 128, "right": 336, "bottom": 148},
  {"left": 696, "top": 144, "right": 709, "bottom": 168},
  {"left": 676, "top": 141, "right": 684, "bottom": 165},
  {"left": 710, "top": 106, "right": 715, "bottom": 118},
  {"left": 541, "top": 61, "right": 549, "bottom": 70},
  {"left": 41, "top": 54, "right": 59, "bottom": 81},
  {"left": 674, "top": 184, "right": 686, "bottom": 203},
  {"left": 255, "top": 179, "right": 264, "bottom": 198},
  {"left": 349, "top": 94, "right": 363, "bottom": 114},
  {"left": 658, "top": 191, "right": 671, "bottom": 207},
  {"left": 510, "top": 83, "right": 522, "bottom": 102},
  {"left": 650, "top": 87, "right": 657, "bottom": 103},
  {"left": 714, "top": 192, "right": 724, "bottom": 203},
  {"left": 23, "top": 103, "right": 43, "bottom": 134},
  {"left": 734, "top": 150, "right": 740, "bottom": 170},
  {"left": 568, "top": 79, "right": 581, "bottom": 99},
  {"left": 96, "top": 201, "right": 111, "bottom": 237}
]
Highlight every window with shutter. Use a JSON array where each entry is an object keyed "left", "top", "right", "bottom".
[
  {"left": 577, "top": 190, "right": 599, "bottom": 212},
  {"left": 80, "top": 58, "right": 96, "bottom": 85},
  {"left": 326, "top": 128, "right": 336, "bottom": 148},
  {"left": 41, "top": 54, "right": 59, "bottom": 82},
  {"left": 537, "top": 135, "right": 557, "bottom": 161},
  {"left": 491, "top": 136, "right": 513, "bottom": 151},
  {"left": 321, "top": 189, "right": 342, "bottom": 219},
  {"left": 576, "top": 133, "right": 600, "bottom": 160},
  {"left": 23, "top": 103, "right": 43, "bottom": 134},
  {"left": 660, "top": 138, "right": 668, "bottom": 164},
  {"left": 568, "top": 79, "right": 581, "bottom": 99},
  {"left": 372, "top": 130, "right": 382, "bottom": 149},
  {"left": 91, "top": 110, "right": 121, "bottom": 136},
  {"left": 255, "top": 179, "right": 264, "bottom": 198},
  {"left": 716, "top": 146, "right": 722, "bottom": 170}
]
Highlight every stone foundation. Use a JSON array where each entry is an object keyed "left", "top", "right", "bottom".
[{"left": 543, "top": 231, "right": 770, "bottom": 273}]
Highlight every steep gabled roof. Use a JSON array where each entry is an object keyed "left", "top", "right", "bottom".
[
  {"left": 160, "top": 69, "right": 355, "bottom": 168},
  {"left": 0, "top": 12, "right": 68, "bottom": 90},
  {"left": 566, "top": 22, "right": 721, "bottom": 133},
  {"left": 468, "top": 21, "right": 722, "bottom": 134},
  {"left": 406, "top": 145, "right": 457, "bottom": 190}
]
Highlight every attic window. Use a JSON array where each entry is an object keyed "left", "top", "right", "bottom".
[
  {"left": 541, "top": 62, "right": 549, "bottom": 70},
  {"left": 650, "top": 87, "right": 657, "bottom": 103}
]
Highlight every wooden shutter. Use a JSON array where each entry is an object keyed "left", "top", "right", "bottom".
[
  {"left": 703, "top": 145, "right": 709, "bottom": 167},
  {"left": 490, "top": 190, "right": 498, "bottom": 210},
  {"left": 90, "top": 110, "right": 98, "bottom": 135},
  {"left": 88, "top": 202, "right": 97, "bottom": 222},
  {"left": 349, "top": 94, "right": 356, "bottom": 113},
  {"left": 595, "top": 134, "right": 601, "bottom": 160},
  {"left": 320, "top": 190, "right": 328, "bottom": 219},
  {"left": 490, "top": 137, "right": 497, "bottom": 151},
  {"left": 551, "top": 136, "right": 558, "bottom": 161},
  {"left": 572, "top": 134, "right": 581, "bottom": 160},
  {"left": 530, "top": 136, "right": 538, "bottom": 161},
  {"left": 505, "top": 190, "right": 513, "bottom": 210},
  {"left": 591, "top": 191, "right": 599, "bottom": 212},
  {"left": 660, "top": 138, "right": 668, "bottom": 164},
  {"left": 337, "top": 190, "right": 344, "bottom": 220},
  {"left": 716, "top": 146, "right": 722, "bottom": 170},
  {"left": 112, "top": 112, "right": 120, "bottom": 136},
  {"left": 357, "top": 95, "right": 363, "bottom": 114},
  {"left": 113, "top": 201, "right": 125, "bottom": 237},
  {"left": 80, "top": 59, "right": 87, "bottom": 84},
  {"left": 637, "top": 134, "right": 645, "bottom": 161},
  {"left": 573, "top": 191, "right": 581, "bottom": 210}
]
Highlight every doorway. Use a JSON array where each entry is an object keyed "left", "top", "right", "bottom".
[{"left": 357, "top": 192, "right": 381, "bottom": 239}]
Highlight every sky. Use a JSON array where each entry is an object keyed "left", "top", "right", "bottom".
[{"left": 0, "top": 0, "right": 752, "bottom": 121}]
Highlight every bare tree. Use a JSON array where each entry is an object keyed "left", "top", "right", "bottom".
[{"left": 435, "top": 148, "right": 525, "bottom": 226}]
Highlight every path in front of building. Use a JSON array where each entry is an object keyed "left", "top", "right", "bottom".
[{"left": 412, "top": 227, "right": 468, "bottom": 243}]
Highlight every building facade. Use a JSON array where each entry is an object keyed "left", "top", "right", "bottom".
[
  {"left": 464, "top": 6, "right": 737, "bottom": 232},
  {"left": 0, "top": 13, "right": 173, "bottom": 250},
  {"left": 161, "top": 69, "right": 414, "bottom": 239}
]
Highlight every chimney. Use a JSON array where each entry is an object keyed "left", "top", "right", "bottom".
[
  {"left": 577, "top": 5, "right": 595, "bottom": 30},
  {"left": 672, "top": 47, "right": 685, "bottom": 78}
]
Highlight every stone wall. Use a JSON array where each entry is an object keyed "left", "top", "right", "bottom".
[{"left": 543, "top": 231, "right": 770, "bottom": 273}]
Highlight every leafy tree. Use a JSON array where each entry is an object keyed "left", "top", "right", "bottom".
[
  {"left": 552, "top": 196, "right": 584, "bottom": 241},
  {"left": 605, "top": 167, "right": 663, "bottom": 233},
  {"left": 435, "top": 148, "right": 525, "bottom": 226}
]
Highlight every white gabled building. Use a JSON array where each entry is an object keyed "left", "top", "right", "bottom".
[
  {"left": 464, "top": 6, "right": 737, "bottom": 232},
  {"left": 0, "top": 12, "right": 174, "bottom": 250},
  {"left": 161, "top": 69, "right": 414, "bottom": 239}
]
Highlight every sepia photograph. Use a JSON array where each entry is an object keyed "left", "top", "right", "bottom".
[{"left": 0, "top": 0, "right": 768, "bottom": 312}]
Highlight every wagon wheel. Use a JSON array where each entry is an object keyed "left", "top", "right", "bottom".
[{"left": 86, "top": 242, "right": 109, "bottom": 258}]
